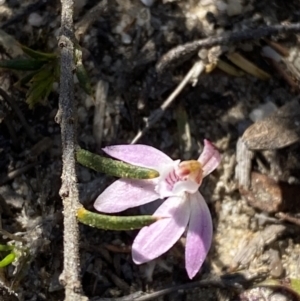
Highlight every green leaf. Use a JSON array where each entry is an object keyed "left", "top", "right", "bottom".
[
  {"left": 26, "top": 76, "right": 53, "bottom": 108},
  {"left": 76, "top": 63, "right": 93, "bottom": 96},
  {"left": 76, "top": 148, "right": 159, "bottom": 179},
  {"left": 0, "top": 253, "right": 15, "bottom": 268},
  {"left": 74, "top": 43, "right": 93, "bottom": 96},
  {"left": 0, "top": 58, "right": 46, "bottom": 71},
  {"left": 15, "top": 70, "right": 40, "bottom": 88},
  {"left": 290, "top": 279, "right": 300, "bottom": 295},
  {"left": 26, "top": 67, "right": 55, "bottom": 108},
  {"left": 77, "top": 207, "right": 159, "bottom": 230},
  {"left": 20, "top": 44, "right": 57, "bottom": 61},
  {"left": 257, "top": 278, "right": 300, "bottom": 298},
  {"left": 0, "top": 244, "right": 14, "bottom": 252}
]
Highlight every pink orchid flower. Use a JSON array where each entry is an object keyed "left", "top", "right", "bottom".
[{"left": 94, "top": 140, "right": 221, "bottom": 279}]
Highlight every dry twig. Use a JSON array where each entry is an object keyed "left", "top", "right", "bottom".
[
  {"left": 94, "top": 273, "right": 261, "bottom": 301},
  {"left": 75, "top": 0, "right": 108, "bottom": 40},
  {"left": 57, "top": 0, "right": 87, "bottom": 300},
  {"left": 131, "top": 61, "right": 205, "bottom": 144},
  {"left": 0, "top": 163, "right": 37, "bottom": 186},
  {"left": 156, "top": 22, "right": 300, "bottom": 75}
]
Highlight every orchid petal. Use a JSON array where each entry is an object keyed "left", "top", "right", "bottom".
[
  {"left": 94, "top": 179, "right": 159, "bottom": 213},
  {"left": 132, "top": 196, "right": 190, "bottom": 264},
  {"left": 185, "top": 192, "right": 213, "bottom": 279},
  {"left": 102, "top": 145, "right": 173, "bottom": 170},
  {"left": 173, "top": 180, "right": 199, "bottom": 195},
  {"left": 198, "top": 140, "right": 221, "bottom": 177},
  {"left": 155, "top": 160, "right": 180, "bottom": 197}
]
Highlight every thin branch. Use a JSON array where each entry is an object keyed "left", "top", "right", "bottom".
[
  {"left": 91, "top": 291, "right": 144, "bottom": 301},
  {"left": 0, "top": 163, "right": 37, "bottom": 186},
  {"left": 156, "top": 22, "right": 300, "bottom": 75},
  {"left": 133, "top": 278, "right": 226, "bottom": 301},
  {"left": 94, "top": 273, "right": 259, "bottom": 301},
  {"left": 57, "top": 0, "right": 87, "bottom": 300},
  {"left": 75, "top": 0, "right": 108, "bottom": 40},
  {"left": 131, "top": 61, "right": 205, "bottom": 144},
  {"left": 132, "top": 22, "right": 300, "bottom": 144},
  {"left": 276, "top": 212, "right": 300, "bottom": 226},
  {"left": 93, "top": 80, "right": 109, "bottom": 148}
]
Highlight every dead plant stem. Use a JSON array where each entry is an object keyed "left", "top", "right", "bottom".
[{"left": 57, "top": 0, "right": 87, "bottom": 300}]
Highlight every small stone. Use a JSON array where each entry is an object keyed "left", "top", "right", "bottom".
[
  {"left": 227, "top": 0, "right": 242, "bottom": 16},
  {"left": 140, "top": 0, "right": 155, "bottom": 7},
  {"left": 242, "top": 99, "right": 300, "bottom": 150},
  {"left": 249, "top": 101, "right": 277, "bottom": 122},
  {"left": 240, "top": 172, "right": 300, "bottom": 213},
  {"left": 121, "top": 33, "right": 132, "bottom": 44},
  {"left": 268, "top": 249, "right": 284, "bottom": 278},
  {"left": 241, "top": 172, "right": 282, "bottom": 212},
  {"left": 28, "top": 13, "right": 43, "bottom": 27}
]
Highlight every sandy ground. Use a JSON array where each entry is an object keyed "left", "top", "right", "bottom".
[{"left": 1, "top": 0, "right": 300, "bottom": 300}]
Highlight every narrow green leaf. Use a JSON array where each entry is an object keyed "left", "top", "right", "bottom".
[
  {"left": 20, "top": 44, "right": 57, "bottom": 61},
  {"left": 26, "top": 75, "right": 54, "bottom": 108},
  {"left": 0, "top": 253, "right": 15, "bottom": 268},
  {"left": 25, "top": 63, "right": 57, "bottom": 108},
  {"left": 76, "top": 148, "right": 159, "bottom": 179},
  {"left": 15, "top": 70, "right": 40, "bottom": 88},
  {"left": 76, "top": 63, "right": 93, "bottom": 96},
  {"left": 0, "top": 245, "right": 14, "bottom": 252},
  {"left": 74, "top": 43, "right": 93, "bottom": 96},
  {"left": 77, "top": 207, "right": 158, "bottom": 230},
  {"left": 290, "top": 279, "right": 300, "bottom": 294},
  {"left": 29, "top": 64, "right": 55, "bottom": 82},
  {"left": 0, "top": 58, "right": 46, "bottom": 71},
  {"left": 257, "top": 278, "right": 300, "bottom": 298}
]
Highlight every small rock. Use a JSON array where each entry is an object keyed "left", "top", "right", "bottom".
[
  {"left": 227, "top": 0, "right": 242, "bottom": 16},
  {"left": 242, "top": 99, "right": 300, "bottom": 149},
  {"left": 240, "top": 172, "right": 300, "bottom": 213},
  {"left": 268, "top": 249, "right": 284, "bottom": 278},
  {"left": 28, "top": 13, "right": 43, "bottom": 27},
  {"left": 140, "top": 0, "right": 155, "bottom": 7},
  {"left": 249, "top": 101, "right": 277, "bottom": 122}
]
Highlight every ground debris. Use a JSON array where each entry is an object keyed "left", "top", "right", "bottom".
[{"left": 242, "top": 98, "right": 300, "bottom": 150}]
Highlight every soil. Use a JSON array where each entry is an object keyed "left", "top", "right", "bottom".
[{"left": 1, "top": 0, "right": 300, "bottom": 300}]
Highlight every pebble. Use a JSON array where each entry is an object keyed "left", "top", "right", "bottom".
[
  {"left": 28, "top": 13, "right": 43, "bottom": 27},
  {"left": 242, "top": 99, "right": 300, "bottom": 149},
  {"left": 240, "top": 172, "right": 300, "bottom": 213},
  {"left": 227, "top": 0, "right": 242, "bottom": 16},
  {"left": 249, "top": 101, "right": 277, "bottom": 122},
  {"left": 140, "top": 0, "right": 155, "bottom": 6},
  {"left": 268, "top": 249, "right": 284, "bottom": 278}
]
